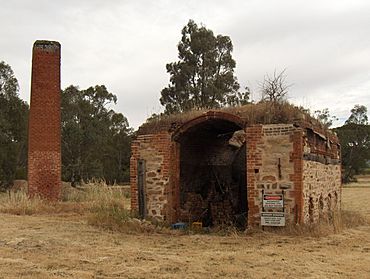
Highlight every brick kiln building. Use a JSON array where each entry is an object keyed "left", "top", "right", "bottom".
[{"left": 130, "top": 103, "right": 341, "bottom": 228}]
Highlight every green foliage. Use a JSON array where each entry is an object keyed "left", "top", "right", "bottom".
[
  {"left": 61, "top": 85, "right": 132, "bottom": 184},
  {"left": 160, "top": 19, "right": 247, "bottom": 114},
  {"left": 335, "top": 105, "right": 369, "bottom": 182},
  {"left": 0, "top": 61, "right": 28, "bottom": 189},
  {"left": 314, "top": 108, "right": 338, "bottom": 128},
  {"left": 0, "top": 61, "right": 19, "bottom": 99},
  {"left": 345, "top": 104, "right": 368, "bottom": 125}
]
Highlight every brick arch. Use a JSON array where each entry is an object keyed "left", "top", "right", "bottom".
[
  {"left": 172, "top": 111, "right": 245, "bottom": 141},
  {"left": 169, "top": 110, "right": 247, "bottom": 227}
]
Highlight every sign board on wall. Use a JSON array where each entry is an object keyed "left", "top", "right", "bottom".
[
  {"left": 261, "top": 212, "right": 285, "bottom": 226},
  {"left": 263, "top": 194, "right": 284, "bottom": 208}
]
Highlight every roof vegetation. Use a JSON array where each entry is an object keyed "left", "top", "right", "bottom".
[{"left": 138, "top": 101, "right": 328, "bottom": 135}]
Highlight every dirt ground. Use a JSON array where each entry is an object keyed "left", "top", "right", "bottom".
[{"left": 1, "top": 188, "right": 370, "bottom": 279}]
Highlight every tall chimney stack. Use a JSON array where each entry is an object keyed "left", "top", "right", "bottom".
[{"left": 28, "top": 40, "right": 61, "bottom": 200}]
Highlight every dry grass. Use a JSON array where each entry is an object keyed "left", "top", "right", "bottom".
[
  {"left": 138, "top": 101, "right": 322, "bottom": 134},
  {"left": 274, "top": 210, "right": 368, "bottom": 237},
  {"left": 0, "top": 181, "right": 130, "bottom": 217},
  {"left": 0, "top": 181, "right": 161, "bottom": 234},
  {"left": 0, "top": 190, "right": 90, "bottom": 216},
  {"left": 82, "top": 181, "right": 137, "bottom": 232},
  {"left": 0, "top": 187, "right": 369, "bottom": 278},
  {"left": 343, "top": 174, "right": 370, "bottom": 188},
  {"left": 342, "top": 187, "right": 370, "bottom": 219},
  {"left": 1, "top": 181, "right": 368, "bottom": 237},
  {"left": 0, "top": 190, "right": 47, "bottom": 215},
  {"left": 62, "top": 180, "right": 156, "bottom": 233}
]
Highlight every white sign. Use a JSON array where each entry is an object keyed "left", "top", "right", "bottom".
[
  {"left": 261, "top": 212, "right": 286, "bottom": 226},
  {"left": 263, "top": 194, "right": 284, "bottom": 208}
]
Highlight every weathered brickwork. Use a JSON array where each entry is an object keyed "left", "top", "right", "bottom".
[
  {"left": 131, "top": 111, "right": 341, "bottom": 227},
  {"left": 245, "top": 125, "right": 263, "bottom": 226},
  {"left": 300, "top": 124, "right": 341, "bottom": 223},
  {"left": 130, "top": 132, "right": 172, "bottom": 220},
  {"left": 168, "top": 141, "right": 180, "bottom": 222},
  {"left": 302, "top": 161, "right": 341, "bottom": 223},
  {"left": 28, "top": 40, "right": 61, "bottom": 200},
  {"left": 302, "top": 125, "right": 340, "bottom": 164},
  {"left": 290, "top": 129, "right": 305, "bottom": 223},
  {"left": 246, "top": 124, "right": 300, "bottom": 226}
]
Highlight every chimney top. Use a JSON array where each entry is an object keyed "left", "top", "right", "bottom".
[{"left": 33, "top": 40, "right": 60, "bottom": 51}]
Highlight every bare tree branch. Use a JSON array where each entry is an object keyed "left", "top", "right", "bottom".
[{"left": 260, "top": 69, "right": 292, "bottom": 102}]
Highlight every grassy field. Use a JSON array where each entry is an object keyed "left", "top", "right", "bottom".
[
  {"left": 343, "top": 175, "right": 370, "bottom": 188},
  {"left": 0, "top": 185, "right": 369, "bottom": 279}
]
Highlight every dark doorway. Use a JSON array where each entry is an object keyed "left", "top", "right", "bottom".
[{"left": 177, "top": 118, "right": 247, "bottom": 229}]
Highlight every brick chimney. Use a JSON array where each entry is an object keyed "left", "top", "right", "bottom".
[{"left": 28, "top": 40, "right": 61, "bottom": 200}]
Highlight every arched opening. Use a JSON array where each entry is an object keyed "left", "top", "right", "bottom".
[{"left": 173, "top": 112, "right": 247, "bottom": 229}]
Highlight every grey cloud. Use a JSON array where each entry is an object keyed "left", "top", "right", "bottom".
[{"left": 0, "top": 0, "right": 369, "bottom": 128}]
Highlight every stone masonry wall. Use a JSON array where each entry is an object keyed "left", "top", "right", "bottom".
[
  {"left": 130, "top": 132, "right": 171, "bottom": 220},
  {"left": 133, "top": 113, "right": 341, "bottom": 227},
  {"left": 28, "top": 40, "right": 61, "bottom": 200},
  {"left": 302, "top": 161, "right": 341, "bottom": 223},
  {"left": 246, "top": 124, "right": 302, "bottom": 226},
  {"left": 301, "top": 123, "right": 341, "bottom": 223}
]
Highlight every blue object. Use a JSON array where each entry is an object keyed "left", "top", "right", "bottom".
[{"left": 171, "top": 222, "right": 187, "bottom": 230}]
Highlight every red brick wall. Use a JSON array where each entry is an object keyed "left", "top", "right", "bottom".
[
  {"left": 245, "top": 125, "right": 263, "bottom": 226},
  {"left": 28, "top": 40, "right": 61, "bottom": 200},
  {"left": 130, "top": 141, "right": 140, "bottom": 211},
  {"left": 290, "top": 129, "right": 304, "bottom": 224}
]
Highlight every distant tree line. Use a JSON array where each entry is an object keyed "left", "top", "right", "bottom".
[
  {"left": 61, "top": 85, "right": 132, "bottom": 185},
  {"left": 334, "top": 105, "right": 369, "bottom": 182},
  {"left": 305, "top": 106, "right": 369, "bottom": 182},
  {"left": 0, "top": 61, "right": 29, "bottom": 188},
  {"left": 0, "top": 61, "right": 132, "bottom": 189}
]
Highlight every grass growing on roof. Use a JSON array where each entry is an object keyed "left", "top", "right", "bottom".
[{"left": 138, "top": 101, "right": 321, "bottom": 134}]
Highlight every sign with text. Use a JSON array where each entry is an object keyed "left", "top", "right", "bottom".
[
  {"left": 263, "top": 194, "right": 284, "bottom": 208},
  {"left": 261, "top": 212, "right": 286, "bottom": 226}
]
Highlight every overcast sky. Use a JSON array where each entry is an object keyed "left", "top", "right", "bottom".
[{"left": 1, "top": 0, "right": 369, "bottom": 128}]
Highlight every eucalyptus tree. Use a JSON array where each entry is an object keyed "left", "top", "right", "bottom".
[{"left": 160, "top": 20, "right": 247, "bottom": 114}]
